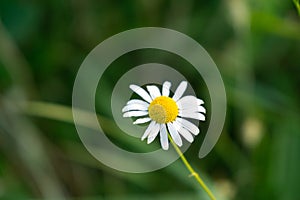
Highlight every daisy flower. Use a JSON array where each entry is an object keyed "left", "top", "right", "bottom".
[{"left": 122, "top": 81, "right": 206, "bottom": 150}]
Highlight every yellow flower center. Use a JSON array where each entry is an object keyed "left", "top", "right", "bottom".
[{"left": 148, "top": 96, "right": 178, "bottom": 124}]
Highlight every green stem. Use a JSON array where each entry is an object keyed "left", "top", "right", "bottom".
[{"left": 168, "top": 134, "right": 216, "bottom": 200}]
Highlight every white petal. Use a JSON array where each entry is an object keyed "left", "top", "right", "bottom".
[
  {"left": 133, "top": 117, "right": 151, "bottom": 124},
  {"left": 147, "top": 123, "right": 160, "bottom": 144},
  {"left": 178, "top": 112, "right": 205, "bottom": 121},
  {"left": 122, "top": 104, "right": 148, "bottom": 112},
  {"left": 123, "top": 111, "right": 148, "bottom": 117},
  {"left": 177, "top": 103, "right": 196, "bottom": 110},
  {"left": 173, "top": 121, "right": 194, "bottom": 143},
  {"left": 179, "top": 108, "right": 205, "bottom": 116},
  {"left": 180, "top": 105, "right": 206, "bottom": 114},
  {"left": 146, "top": 85, "right": 161, "bottom": 99},
  {"left": 162, "top": 81, "right": 171, "bottom": 96},
  {"left": 177, "top": 95, "right": 204, "bottom": 105},
  {"left": 129, "top": 84, "right": 152, "bottom": 103},
  {"left": 177, "top": 95, "right": 204, "bottom": 109},
  {"left": 197, "top": 98, "right": 204, "bottom": 105},
  {"left": 167, "top": 123, "right": 182, "bottom": 147},
  {"left": 172, "top": 81, "right": 188, "bottom": 101},
  {"left": 176, "top": 118, "right": 200, "bottom": 135},
  {"left": 141, "top": 121, "right": 155, "bottom": 140},
  {"left": 127, "top": 99, "right": 149, "bottom": 107},
  {"left": 160, "top": 124, "right": 169, "bottom": 150}
]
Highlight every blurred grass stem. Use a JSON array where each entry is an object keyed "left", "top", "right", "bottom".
[{"left": 294, "top": 0, "right": 300, "bottom": 16}]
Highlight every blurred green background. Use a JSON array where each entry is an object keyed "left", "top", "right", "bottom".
[{"left": 0, "top": 0, "right": 300, "bottom": 199}]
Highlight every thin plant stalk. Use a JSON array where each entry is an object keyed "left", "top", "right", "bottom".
[{"left": 168, "top": 134, "right": 216, "bottom": 200}]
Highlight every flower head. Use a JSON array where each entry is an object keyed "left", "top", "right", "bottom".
[{"left": 122, "top": 81, "right": 206, "bottom": 150}]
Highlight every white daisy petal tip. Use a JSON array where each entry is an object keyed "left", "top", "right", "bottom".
[
  {"left": 141, "top": 121, "right": 155, "bottom": 140},
  {"left": 163, "top": 81, "right": 171, "bottom": 85},
  {"left": 198, "top": 106, "right": 206, "bottom": 113},
  {"left": 194, "top": 128, "right": 200, "bottom": 135},
  {"left": 146, "top": 85, "right": 161, "bottom": 99},
  {"left": 173, "top": 81, "right": 188, "bottom": 101},
  {"left": 133, "top": 117, "right": 151, "bottom": 125},
  {"left": 123, "top": 111, "right": 148, "bottom": 118},
  {"left": 129, "top": 84, "right": 137, "bottom": 92},
  {"left": 162, "top": 145, "right": 169, "bottom": 150},
  {"left": 141, "top": 134, "right": 148, "bottom": 141},
  {"left": 126, "top": 99, "right": 149, "bottom": 107},
  {"left": 147, "top": 135, "right": 157, "bottom": 144},
  {"left": 122, "top": 103, "right": 148, "bottom": 113},
  {"left": 129, "top": 84, "right": 152, "bottom": 103},
  {"left": 146, "top": 138, "right": 152, "bottom": 144},
  {"left": 146, "top": 123, "right": 160, "bottom": 144},
  {"left": 162, "top": 81, "right": 172, "bottom": 97},
  {"left": 179, "top": 112, "right": 205, "bottom": 121},
  {"left": 197, "top": 98, "right": 205, "bottom": 105},
  {"left": 200, "top": 115, "right": 206, "bottom": 121}
]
